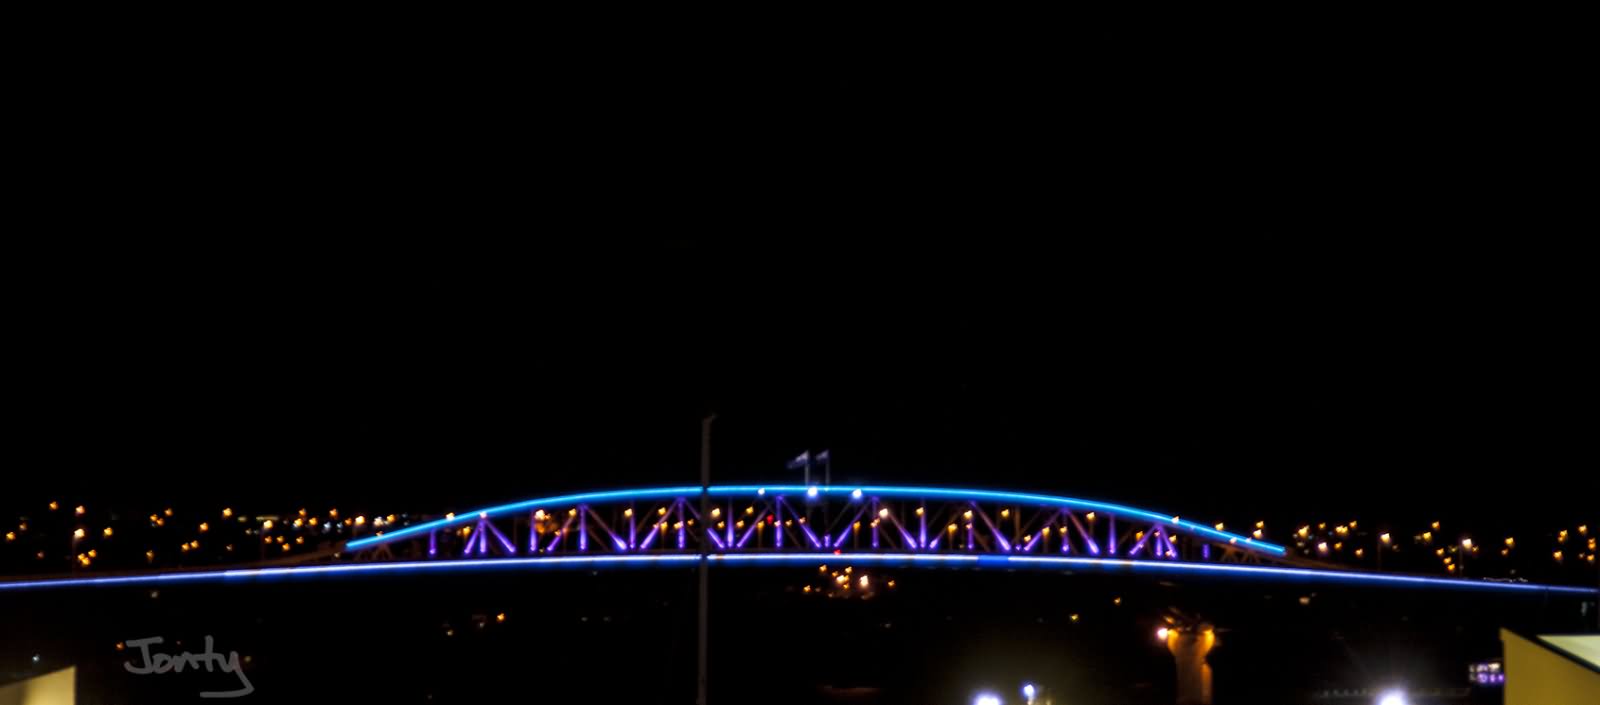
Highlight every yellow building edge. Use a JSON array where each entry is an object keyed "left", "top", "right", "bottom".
[{"left": 1501, "top": 629, "right": 1600, "bottom": 705}]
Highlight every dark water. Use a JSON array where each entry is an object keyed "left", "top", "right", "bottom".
[{"left": 1, "top": 564, "right": 1591, "bottom": 704}]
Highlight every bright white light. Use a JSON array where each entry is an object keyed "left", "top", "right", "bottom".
[
  {"left": 1375, "top": 690, "right": 1409, "bottom": 705},
  {"left": 1021, "top": 683, "right": 1036, "bottom": 701},
  {"left": 973, "top": 694, "right": 1002, "bottom": 705},
  {"left": 807, "top": 487, "right": 819, "bottom": 498},
  {"left": 851, "top": 489, "right": 863, "bottom": 500},
  {"left": 1157, "top": 627, "right": 1170, "bottom": 641}
]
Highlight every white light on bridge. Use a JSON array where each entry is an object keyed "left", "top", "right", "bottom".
[
  {"left": 1375, "top": 690, "right": 1409, "bottom": 705},
  {"left": 973, "top": 694, "right": 1002, "bottom": 705}
]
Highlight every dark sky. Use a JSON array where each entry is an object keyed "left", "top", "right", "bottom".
[
  {"left": 7, "top": 24, "right": 1592, "bottom": 533},
  {"left": 8, "top": 240, "right": 1592, "bottom": 537}
]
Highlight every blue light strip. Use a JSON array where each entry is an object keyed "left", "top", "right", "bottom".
[
  {"left": 343, "top": 484, "right": 1287, "bottom": 555},
  {"left": 0, "top": 553, "right": 1592, "bottom": 595}
]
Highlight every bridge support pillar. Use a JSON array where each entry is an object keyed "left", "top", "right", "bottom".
[{"left": 1165, "top": 626, "right": 1216, "bottom": 705}]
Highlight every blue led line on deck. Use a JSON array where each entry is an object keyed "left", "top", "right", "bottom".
[
  {"left": 342, "top": 484, "right": 1287, "bottom": 555},
  {"left": 0, "top": 553, "right": 1593, "bottom": 595}
]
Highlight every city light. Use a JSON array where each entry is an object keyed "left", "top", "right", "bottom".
[
  {"left": 973, "top": 693, "right": 1002, "bottom": 705},
  {"left": 1021, "top": 683, "right": 1036, "bottom": 703},
  {"left": 1157, "top": 627, "right": 1170, "bottom": 641}
]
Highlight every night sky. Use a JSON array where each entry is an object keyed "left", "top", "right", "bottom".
[
  {"left": 7, "top": 23, "right": 1593, "bottom": 538},
  {"left": 9, "top": 240, "right": 1592, "bottom": 539}
]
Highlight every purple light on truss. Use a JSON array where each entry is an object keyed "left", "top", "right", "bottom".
[
  {"left": 546, "top": 512, "right": 576, "bottom": 553},
  {"left": 833, "top": 525, "right": 853, "bottom": 548},
  {"left": 1022, "top": 532, "right": 1042, "bottom": 552},
  {"left": 628, "top": 509, "right": 636, "bottom": 550},
  {"left": 1152, "top": 526, "right": 1173, "bottom": 559},
  {"left": 967, "top": 523, "right": 974, "bottom": 551},
  {"left": 1107, "top": 514, "right": 1117, "bottom": 556},
  {"left": 580, "top": 506, "right": 628, "bottom": 552},
  {"left": 830, "top": 506, "right": 868, "bottom": 551},
  {"left": 706, "top": 530, "right": 726, "bottom": 551},
  {"left": 774, "top": 502, "right": 783, "bottom": 549},
  {"left": 927, "top": 535, "right": 941, "bottom": 550},
  {"left": 579, "top": 511, "right": 588, "bottom": 552},
  {"left": 801, "top": 523, "right": 823, "bottom": 549},
  {"left": 639, "top": 525, "right": 660, "bottom": 551},
  {"left": 486, "top": 522, "right": 516, "bottom": 555},
  {"left": 736, "top": 517, "right": 761, "bottom": 549},
  {"left": 1202, "top": 544, "right": 1210, "bottom": 560},
  {"left": 726, "top": 502, "right": 734, "bottom": 547},
  {"left": 972, "top": 504, "right": 1011, "bottom": 552},
  {"left": 892, "top": 521, "right": 916, "bottom": 549},
  {"left": 918, "top": 507, "right": 927, "bottom": 549},
  {"left": 1128, "top": 526, "right": 1153, "bottom": 557},
  {"left": 428, "top": 531, "right": 438, "bottom": 558},
  {"left": 1068, "top": 512, "right": 1100, "bottom": 556},
  {"left": 1060, "top": 512, "right": 1071, "bottom": 554}
]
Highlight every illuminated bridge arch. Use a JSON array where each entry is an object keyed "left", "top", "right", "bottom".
[{"left": 344, "top": 485, "right": 1289, "bottom": 564}]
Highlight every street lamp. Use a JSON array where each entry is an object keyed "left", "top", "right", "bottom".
[
  {"left": 974, "top": 694, "right": 1002, "bottom": 705},
  {"left": 1375, "top": 690, "right": 1409, "bottom": 705},
  {"left": 1021, "top": 683, "right": 1037, "bottom": 703}
]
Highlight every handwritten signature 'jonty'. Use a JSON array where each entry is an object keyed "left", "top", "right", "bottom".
[{"left": 123, "top": 636, "right": 254, "bottom": 698}]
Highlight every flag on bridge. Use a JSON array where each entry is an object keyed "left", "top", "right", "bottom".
[{"left": 787, "top": 451, "right": 812, "bottom": 486}]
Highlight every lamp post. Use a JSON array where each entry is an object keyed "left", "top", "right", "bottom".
[{"left": 697, "top": 414, "right": 714, "bottom": 705}]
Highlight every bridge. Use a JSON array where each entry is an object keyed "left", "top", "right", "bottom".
[{"left": 0, "top": 485, "right": 1595, "bottom": 595}]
